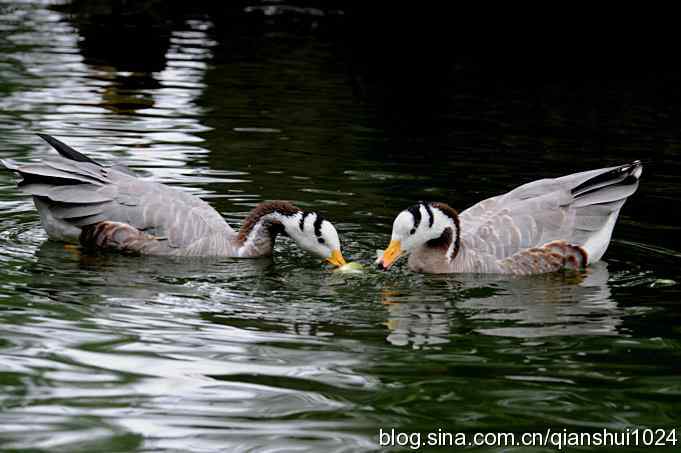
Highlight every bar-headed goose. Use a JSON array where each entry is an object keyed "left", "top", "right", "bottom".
[
  {"left": 1, "top": 134, "right": 346, "bottom": 266},
  {"left": 377, "top": 161, "right": 642, "bottom": 274}
]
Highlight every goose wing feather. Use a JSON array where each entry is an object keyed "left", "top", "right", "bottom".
[
  {"left": 3, "top": 137, "right": 235, "bottom": 251},
  {"left": 459, "top": 162, "right": 641, "bottom": 262},
  {"left": 109, "top": 176, "right": 234, "bottom": 248}
]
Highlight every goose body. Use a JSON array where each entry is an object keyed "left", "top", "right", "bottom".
[
  {"left": 377, "top": 161, "right": 642, "bottom": 275},
  {"left": 1, "top": 134, "right": 346, "bottom": 265}
]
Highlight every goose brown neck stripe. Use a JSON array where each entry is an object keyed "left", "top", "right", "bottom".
[
  {"left": 431, "top": 202, "right": 461, "bottom": 260},
  {"left": 237, "top": 201, "right": 300, "bottom": 242},
  {"left": 425, "top": 226, "right": 453, "bottom": 250}
]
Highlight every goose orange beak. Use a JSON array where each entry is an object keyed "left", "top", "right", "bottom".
[
  {"left": 377, "top": 240, "right": 402, "bottom": 270},
  {"left": 326, "top": 249, "right": 347, "bottom": 267}
]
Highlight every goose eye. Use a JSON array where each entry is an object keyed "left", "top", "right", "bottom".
[
  {"left": 410, "top": 228, "right": 416, "bottom": 235},
  {"left": 317, "top": 237, "right": 325, "bottom": 244}
]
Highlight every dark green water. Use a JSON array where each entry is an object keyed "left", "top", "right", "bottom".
[{"left": 1, "top": 2, "right": 680, "bottom": 452}]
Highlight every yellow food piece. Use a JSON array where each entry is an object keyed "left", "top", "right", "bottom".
[{"left": 334, "top": 262, "right": 364, "bottom": 273}]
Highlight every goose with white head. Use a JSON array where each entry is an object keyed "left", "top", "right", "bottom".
[
  {"left": 0, "top": 134, "right": 347, "bottom": 267},
  {"left": 233, "top": 202, "right": 346, "bottom": 266},
  {"left": 377, "top": 161, "right": 642, "bottom": 274}
]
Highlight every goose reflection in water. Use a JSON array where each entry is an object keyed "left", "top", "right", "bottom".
[
  {"left": 30, "top": 240, "right": 273, "bottom": 304},
  {"left": 381, "top": 262, "right": 620, "bottom": 347}
]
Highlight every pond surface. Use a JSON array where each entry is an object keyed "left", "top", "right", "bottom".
[{"left": 1, "top": 2, "right": 680, "bottom": 452}]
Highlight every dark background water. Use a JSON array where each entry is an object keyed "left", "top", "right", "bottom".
[{"left": 1, "top": 1, "right": 679, "bottom": 452}]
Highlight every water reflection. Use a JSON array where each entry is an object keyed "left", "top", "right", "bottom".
[
  {"left": 66, "top": 0, "right": 177, "bottom": 74},
  {"left": 381, "top": 263, "right": 620, "bottom": 347},
  {"left": 463, "top": 263, "right": 620, "bottom": 337},
  {"left": 381, "top": 287, "right": 456, "bottom": 348},
  {"left": 0, "top": 2, "right": 223, "bottom": 193}
]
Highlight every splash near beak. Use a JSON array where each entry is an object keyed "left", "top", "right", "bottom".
[
  {"left": 326, "top": 249, "right": 347, "bottom": 267},
  {"left": 378, "top": 240, "right": 402, "bottom": 270}
]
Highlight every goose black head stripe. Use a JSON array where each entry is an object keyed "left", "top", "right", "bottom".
[
  {"left": 313, "top": 213, "right": 324, "bottom": 238},
  {"left": 299, "top": 211, "right": 309, "bottom": 232},
  {"left": 423, "top": 202, "right": 434, "bottom": 227},
  {"left": 406, "top": 204, "right": 422, "bottom": 231}
]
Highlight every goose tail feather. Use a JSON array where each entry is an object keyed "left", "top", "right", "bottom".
[
  {"left": 571, "top": 160, "right": 642, "bottom": 262},
  {"left": 37, "top": 133, "right": 102, "bottom": 166}
]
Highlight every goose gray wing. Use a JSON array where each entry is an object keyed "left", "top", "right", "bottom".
[
  {"left": 459, "top": 161, "right": 642, "bottom": 263},
  {"left": 105, "top": 170, "right": 235, "bottom": 250},
  {"left": 2, "top": 135, "right": 235, "bottom": 254}
]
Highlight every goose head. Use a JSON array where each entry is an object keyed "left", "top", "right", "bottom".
[
  {"left": 283, "top": 211, "right": 346, "bottom": 266},
  {"left": 377, "top": 202, "right": 460, "bottom": 270},
  {"left": 238, "top": 201, "right": 346, "bottom": 267}
]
